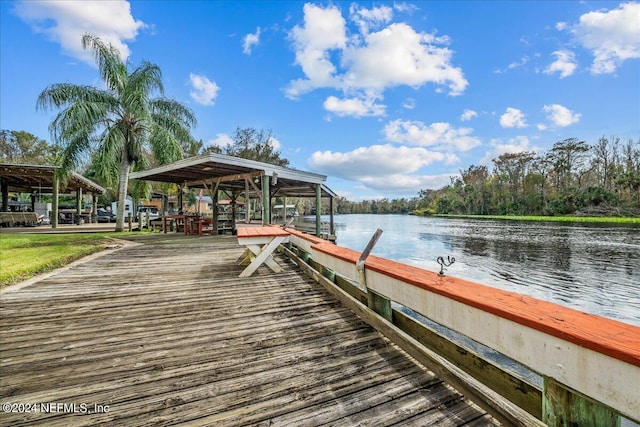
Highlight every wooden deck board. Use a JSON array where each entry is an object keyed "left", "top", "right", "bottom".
[{"left": 0, "top": 234, "right": 502, "bottom": 426}]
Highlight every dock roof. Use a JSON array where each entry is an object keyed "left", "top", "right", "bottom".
[
  {"left": 129, "top": 153, "right": 337, "bottom": 198},
  {"left": 0, "top": 163, "right": 106, "bottom": 194}
]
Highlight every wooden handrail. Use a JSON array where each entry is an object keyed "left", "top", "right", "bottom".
[
  {"left": 312, "top": 241, "right": 640, "bottom": 368},
  {"left": 284, "top": 232, "right": 640, "bottom": 424}
]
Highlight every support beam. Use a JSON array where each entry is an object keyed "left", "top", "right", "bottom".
[
  {"left": 52, "top": 176, "right": 59, "bottom": 228},
  {"left": 543, "top": 377, "right": 621, "bottom": 427},
  {"left": 329, "top": 196, "right": 334, "bottom": 236},
  {"left": 262, "top": 175, "right": 270, "bottom": 224},
  {"left": 184, "top": 171, "right": 263, "bottom": 188},
  {"left": 315, "top": 183, "right": 322, "bottom": 236},
  {"left": 245, "top": 178, "right": 250, "bottom": 223},
  {"left": 92, "top": 194, "right": 98, "bottom": 223},
  {"left": 76, "top": 188, "right": 82, "bottom": 225},
  {"left": 1, "top": 178, "right": 8, "bottom": 212}
]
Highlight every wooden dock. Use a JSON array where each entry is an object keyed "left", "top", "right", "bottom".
[{"left": 1, "top": 234, "right": 501, "bottom": 426}]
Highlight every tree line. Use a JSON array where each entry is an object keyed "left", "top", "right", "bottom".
[{"left": 335, "top": 136, "right": 640, "bottom": 217}]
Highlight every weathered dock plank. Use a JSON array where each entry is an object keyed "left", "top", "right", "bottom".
[{"left": 0, "top": 234, "right": 502, "bottom": 426}]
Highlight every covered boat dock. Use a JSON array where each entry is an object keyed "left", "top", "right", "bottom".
[
  {"left": 129, "top": 153, "right": 337, "bottom": 238},
  {"left": 0, "top": 163, "right": 106, "bottom": 227}
]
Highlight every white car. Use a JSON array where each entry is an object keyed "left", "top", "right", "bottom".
[{"left": 138, "top": 207, "right": 160, "bottom": 220}]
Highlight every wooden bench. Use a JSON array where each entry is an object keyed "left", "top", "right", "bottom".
[{"left": 0, "top": 212, "right": 43, "bottom": 227}]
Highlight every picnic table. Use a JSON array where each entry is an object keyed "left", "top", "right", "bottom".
[
  {"left": 163, "top": 214, "right": 200, "bottom": 234},
  {"left": 236, "top": 226, "right": 291, "bottom": 277}
]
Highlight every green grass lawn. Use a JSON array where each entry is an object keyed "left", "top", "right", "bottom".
[{"left": 0, "top": 233, "right": 131, "bottom": 288}]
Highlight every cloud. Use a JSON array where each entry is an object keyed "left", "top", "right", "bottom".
[
  {"left": 349, "top": 4, "right": 393, "bottom": 35},
  {"left": 508, "top": 55, "right": 530, "bottom": 70},
  {"left": 480, "top": 136, "right": 536, "bottom": 165},
  {"left": 14, "top": 0, "right": 145, "bottom": 64},
  {"left": 544, "top": 50, "right": 578, "bottom": 78},
  {"left": 243, "top": 27, "right": 261, "bottom": 55},
  {"left": 269, "top": 136, "right": 281, "bottom": 150},
  {"left": 287, "top": 3, "right": 347, "bottom": 97},
  {"left": 500, "top": 107, "right": 528, "bottom": 128},
  {"left": 402, "top": 97, "right": 416, "bottom": 109},
  {"left": 309, "top": 144, "right": 456, "bottom": 179},
  {"left": 572, "top": 2, "right": 640, "bottom": 74},
  {"left": 208, "top": 133, "right": 234, "bottom": 149},
  {"left": 542, "top": 104, "right": 581, "bottom": 127},
  {"left": 359, "top": 173, "right": 455, "bottom": 193},
  {"left": 460, "top": 109, "right": 478, "bottom": 121},
  {"left": 383, "top": 119, "right": 481, "bottom": 151},
  {"left": 323, "top": 95, "right": 386, "bottom": 117},
  {"left": 188, "top": 73, "right": 220, "bottom": 106},
  {"left": 309, "top": 144, "right": 458, "bottom": 193},
  {"left": 286, "top": 3, "right": 468, "bottom": 117}
]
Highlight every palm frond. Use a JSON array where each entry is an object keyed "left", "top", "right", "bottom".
[
  {"left": 37, "top": 84, "right": 114, "bottom": 111},
  {"left": 151, "top": 98, "right": 197, "bottom": 128},
  {"left": 93, "top": 126, "right": 125, "bottom": 187},
  {"left": 149, "top": 126, "right": 183, "bottom": 164},
  {"left": 82, "top": 33, "right": 127, "bottom": 94}
]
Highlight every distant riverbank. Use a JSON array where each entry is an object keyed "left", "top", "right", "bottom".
[{"left": 412, "top": 212, "right": 640, "bottom": 224}]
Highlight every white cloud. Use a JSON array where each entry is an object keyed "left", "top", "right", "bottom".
[
  {"left": 243, "top": 27, "right": 261, "bottom": 55},
  {"left": 287, "top": 3, "right": 347, "bottom": 97},
  {"left": 556, "top": 22, "right": 568, "bottom": 31},
  {"left": 309, "top": 144, "right": 458, "bottom": 193},
  {"left": 359, "top": 173, "right": 455, "bottom": 192},
  {"left": 189, "top": 73, "right": 220, "bottom": 106},
  {"left": 544, "top": 50, "right": 578, "bottom": 78},
  {"left": 499, "top": 107, "right": 528, "bottom": 128},
  {"left": 508, "top": 55, "right": 530, "bottom": 70},
  {"left": 341, "top": 23, "right": 467, "bottom": 95},
  {"left": 14, "top": 0, "right": 145, "bottom": 64},
  {"left": 208, "top": 133, "right": 234, "bottom": 149},
  {"left": 349, "top": 4, "right": 393, "bottom": 35},
  {"left": 269, "top": 136, "right": 281, "bottom": 150},
  {"left": 402, "top": 97, "right": 416, "bottom": 109},
  {"left": 572, "top": 2, "right": 640, "bottom": 74},
  {"left": 480, "top": 136, "right": 536, "bottom": 165},
  {"left": 543, "top": 104, "right": 581, "bottom": 127},
  {"left": 286, "top": 3, "right": 468, "bottom": 115},
  {"left": 383, "top": 119, "right": 481, "bottom": 151},
  {"left": 323, "top": 95, "right": 386, "bottom": 117},
  {"left": 460, "top": 109, "right": 478, "bottom": 121},
  {"left": 309, "top": 144, "right": 456, "bottom": 180}
]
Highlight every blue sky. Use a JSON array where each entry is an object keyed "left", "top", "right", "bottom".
[{"left": 1, "top": 1, "right": 639, "bottom": 201}]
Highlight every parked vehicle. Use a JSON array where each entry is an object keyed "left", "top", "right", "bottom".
[
  {"left": 138, "top": 206, "right": 160, "bottom": 220},
  {"left": 96, "top": 208, "right": 116, "bottom": 223}
]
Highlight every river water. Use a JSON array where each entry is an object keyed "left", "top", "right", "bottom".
[{"left": 330, "top": 214, "right": 640, "bottom": 327}]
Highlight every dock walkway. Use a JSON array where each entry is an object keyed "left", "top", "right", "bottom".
[{"left": 1, "top": 234, "right": 501, "bottom": 426}]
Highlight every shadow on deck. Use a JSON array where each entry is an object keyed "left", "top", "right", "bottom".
[{"left": 0, "top": 234, "right": 501, "bottom": 426}]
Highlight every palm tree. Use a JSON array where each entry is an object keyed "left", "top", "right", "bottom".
[{"left": 37, "top": 34, "right": 196, "bottom": 231}]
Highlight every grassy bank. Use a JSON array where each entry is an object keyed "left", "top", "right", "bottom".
[
  {"left": 1, "top": 233, "right": 130, "bottom": 288},
  {"left": 424, "top": 213, "right": 640, "bottom": 224}
]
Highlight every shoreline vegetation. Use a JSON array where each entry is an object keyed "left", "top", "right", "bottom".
[{"left": 410, "top": 211, "right": 640, "bottom": 224}]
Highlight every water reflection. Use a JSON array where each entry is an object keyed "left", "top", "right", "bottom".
[{"left": 334, "top": 214, "right": 640, "bottom": 326}]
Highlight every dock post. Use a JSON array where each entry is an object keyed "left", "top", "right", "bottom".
[{"left": 543, "top": 376, "right": 621, "bottom": 427}]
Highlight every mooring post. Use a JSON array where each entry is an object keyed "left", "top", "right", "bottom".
[
  {"left": 356, "top": 229, "right": 392, "bottom": 322},
  {"left": 543, "top": 376, "right": 621, "bottom": 427}
]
